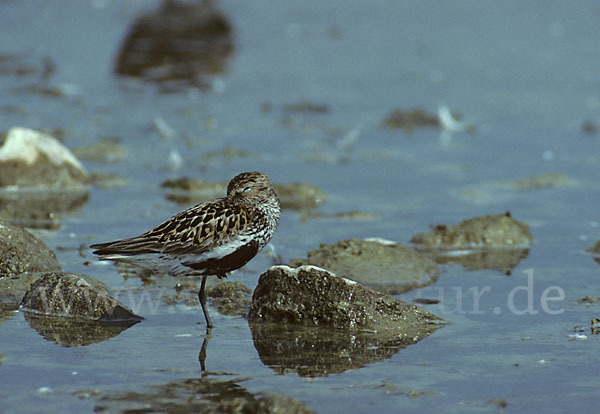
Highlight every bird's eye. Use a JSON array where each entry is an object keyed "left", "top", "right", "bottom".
[{"left": 243, "top": 186, "right": 252, "bottom": 192}]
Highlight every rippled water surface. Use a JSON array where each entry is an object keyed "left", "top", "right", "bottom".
[{"left": 1, "top": 1, "right": 600, "bottom": 412}]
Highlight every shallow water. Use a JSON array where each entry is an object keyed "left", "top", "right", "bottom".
[{"left": 1, "top": 0, "right": 600, "bottom": 412}]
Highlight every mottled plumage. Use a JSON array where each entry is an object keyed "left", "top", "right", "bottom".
[{"left": 91, "top": 171, "right": 280, "bottom": 328}]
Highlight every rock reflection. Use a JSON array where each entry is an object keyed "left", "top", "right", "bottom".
[
  {"left": 115, "top": 0, "right": 234, "bottom": 91},
  {"left": 0, "top": 190, "right": 89, "bottom": 230},
  {"left": 95, "top": 376, "right": 313, "bottom": 413},
  {"left": 0, "top": 303, "right": 19, "bottom": 327},
  {"left": 249, "top": 321, "right": 438, "bottom": 378},
  {"left": 24, "top": 313, "right": 139, "bottom": 347}
]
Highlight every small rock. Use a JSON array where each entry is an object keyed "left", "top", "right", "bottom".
[
  {"left": 410, "top": 213, "right": 532, "bottom": 271},
  {"left": 576, "top": 296, "right": 600, "bottom": 304},
  {"left": 508, "top": 172, "right": 570, "bottom": 191},
  {"left": 160, "top": 176, "right": 326, "bottom": 211},
  {"left": 410, "top": 212, "right": 532, "bottom": 248},
  {"left": 115, "top": 0, "right": 233, "bottom": 91},
  {"left": 0, "top": 127, "right": 89, "bottom": 189},
  {"left": 587, "top": 240, "right": 600, "bottom": 255},
  {"left": 283, "top": 101, "right": 330, "bottom": 114},
  {"left": 289, "top": 238, "right": 439, "bottom": 294},
  {"left": 380, "top": 108, "right": 440, "bottom": 132},
  {"left": 0, "top": 190, "right": 89, "bottom": 230},
  {"left": 206, "top": 280, "right": 252, "bottom": 316},
  {"left": 582, "top": 120, "right": 598, "bottom": 135},
  {"left": 71, "top": 136, "right": 125, "bottom": 163},
  {"left": 0, "top": 217, "right": 61, "bottom": 283},
  {"left": 274, "top": 182, "right": 326, "bottom": 210},
  {"left": 21, "top": 272, "right": 143, "bottom": 322},
  {"left": 249, "top": 265, "right": 443, "bottom": 334}
]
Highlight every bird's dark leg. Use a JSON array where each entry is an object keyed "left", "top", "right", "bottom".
[{"left": 198, "top": 275, "right": 213, "bottom": 328}]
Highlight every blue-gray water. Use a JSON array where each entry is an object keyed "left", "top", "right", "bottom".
[{"left": 1, "top": 1, "right": 599, "bottom": 412}]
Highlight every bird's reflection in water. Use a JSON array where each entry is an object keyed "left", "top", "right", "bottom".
[{"left": 198, "top": 327, "right": 212, "bottom": 374}]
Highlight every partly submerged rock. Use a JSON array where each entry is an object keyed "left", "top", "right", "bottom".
[
  {"left": 161, "top": 176, "right": 326, "bottom": 211},
  {"left": 587, "top": 240, "right": 600, "bottom": 255},
  {"left": 206, "top": 280, "right": 252, "bottom": 317},
  {"left": 587, "top": 240, "right": 600, "bottom": 265},
  {"left": 507, "top": 172, "right": 570, "bottom": 191},
  {"left": 20, "top": 272, "right": 143, "bottom": 322},
  {"left": 410, "top": 212, "right": 532, "bottom": 248},
  {"left": 0, "top": 217, "right": 61, "bottom": 281},
  {"left": 460, "top": 173, "right": 570, "bottom": 205},
  {"left": 71, "top": 136, "right": 125, "bottom": 163},
  {"left": 274, "top": 182, "right": 326, "bottom": 210},
  {"left": 0, "top": 127, "right": 89, "bottom": 189},
  {"left": 249, "top": 320, "right": 434, "bottom": 377},
  {"left": 381, "top": 108, "right": 439, "bottom": 132},
  {"left": 249, "top": 265, "right": 443, "bottom": 335},
  {"left": 114, "top": 0, "right": 234, "bottom": 92},
  {"left": 0, "top": 189, "right": 89, "bottom": 230},
  {"left": 289, "top": 238, "right": 439, "bottom": 294},
  {"left": 160, "top": 177, "right": 227, "bottom": 205},
  {"left": 95, "top": 377, "right": 314, "bottom": 414},
  {"left": 410, "top": 212, "right": 532, "bottom": 272}
]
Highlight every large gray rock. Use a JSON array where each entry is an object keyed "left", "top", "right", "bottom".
[
  {"left": 20, "top": 272, "right": 143, "bottom": 322},
  {"left": 0, "top": 127, "right": 89, "bottom": 189},
  {"left": 249, "top": 265, "right": 443, "bottom": 335},
  {"left": 289, "top": 238, "right": 439, "bottom": 294},
  {"left": 0, "top": 218, "right": 62, "bottom": 303}
]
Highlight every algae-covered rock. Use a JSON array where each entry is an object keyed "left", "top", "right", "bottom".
[
  {"left": 380, "top": 108, "right": 439, "bottom": 132},
  {"left": 249, "top": 320, "right": 437, "bottom": 377},
  {"left": 289, "top": 238, "right": 439, "bottom": 294},
  {"left": 114, "top": 0, "right": 233, "bottom": 91},
  {"left": 0, "top": 217, "right": 61, "bottom": 280},
  {"left": 249, "top": 265, "right": 443, "bottom": 335},
  {"left": 24, "top": 313, "right": 139, "bottom": 347},
  {"left": 410, "top": 212, "right": 532, "bottom": 248},
  {"left": 587, "top": 240, "right": 600, "bottom": 265},
  {"left": 507, "top": 172, "right": 570, "bottom": 191},
  {"left": 71, "top": 136, "right": 125, "bottom": 163},
  {"left": 409, "top": 212, "right": 532, "bottom": 272},
  {"left": 20, "top": 272, "right": 143, "bottom": 322},
  {"left": 0, "top": 189, "right": 89, "bottom": 230},
  {"left": 161, "top": 176, "right": 326, "bottom": 211},
  {"left": 95, "top": 377, "right": 314, "bottom": 414},
  {"left": 274, "top": 182, "right": 326, "bottom": 210},
  {"left": 587, "top": 240, "right": 600, "bottom": 255},
  {"left": 207, "top": 280, "right": 252, "bottom": 317},
  {"left": 0, "top": 127, "right": 89, "bottom": 189}
]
